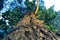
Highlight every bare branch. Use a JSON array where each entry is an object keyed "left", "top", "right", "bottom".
[{"left": 34, "top": 0, "right": 40, "bottom": 15}]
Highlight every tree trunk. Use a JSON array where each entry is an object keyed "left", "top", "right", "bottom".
[{"left": 3, "top": 12, "right": 58, "bottom": 40}]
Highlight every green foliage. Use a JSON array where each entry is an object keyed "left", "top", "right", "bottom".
[
  {"left": 37, "top": 6, "right": 58, "bottom": 33},
  {"left": 37, "top": 6, "right": 57, "bottom": 25},
  {"left": 1, "top": 7, "right": 24, "bottom": 29},
  {"left": 0, "top": 19, "right": 9, "bottom": 30},
  {"left": 25, "top": 0, "right": 36, "bottom": 11}
]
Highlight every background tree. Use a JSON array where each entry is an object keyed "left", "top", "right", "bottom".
[{"left": 37, "top": 5, "right": 57, "bottom": 33}]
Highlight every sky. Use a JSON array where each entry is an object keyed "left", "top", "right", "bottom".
[{"left": 43, "top": 0, "right": 60, "bottom": 11}]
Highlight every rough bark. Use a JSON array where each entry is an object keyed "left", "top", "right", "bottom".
[{"left": 3, "top": 13, "right": 58, "bottom": 40}]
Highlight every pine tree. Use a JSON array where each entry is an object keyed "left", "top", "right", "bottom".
[{"left": 3, "top": 0, "right": 58, "bottom": 40}]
